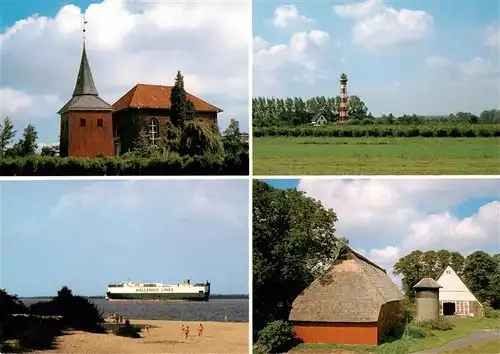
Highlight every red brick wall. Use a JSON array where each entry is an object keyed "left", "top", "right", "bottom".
[
  {"left": 67, "top": 111, "right": 114, "bottom": 157},
  {"left": 293, "top": 322, "right": 379, "bottom": 345}
]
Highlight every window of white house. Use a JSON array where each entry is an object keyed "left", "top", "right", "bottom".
[{"left": 149, "top": 118, "right": 159, "bottom": 145}]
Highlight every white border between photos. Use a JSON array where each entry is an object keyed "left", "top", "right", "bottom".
[
  {"left": 248, "top": 0, "right": 253, "bottom": 348},
  {"left": 0, "top": 176, "right": 249, "bottom": 182},
  {"left": 254, "top": 175, "right": 500, "bottom": 180}
]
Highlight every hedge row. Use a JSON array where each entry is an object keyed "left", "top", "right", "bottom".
[
  {"left": 0, "top": 153, "right": 249, "bottom": 176},
  {"left": 254, "top": 124, "right": 500, "bottom": 138}
]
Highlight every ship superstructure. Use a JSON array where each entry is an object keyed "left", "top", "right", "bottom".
[{"left": 106, "top": 280, "right": 210, "bottom": 301}]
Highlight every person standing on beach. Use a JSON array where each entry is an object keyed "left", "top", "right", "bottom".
[
  {"left": 184, "top": 325, "right": 190, "bottom": 340},
  {"left": 197, "top": 324, "right": 203, "bottom": 337}
]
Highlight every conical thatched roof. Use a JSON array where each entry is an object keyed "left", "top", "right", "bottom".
[
  {"left": 413, "top": 278, "right": 442, "bottom": 289},
  {"left": 289, "top": 250, "right": 403, "bottom": 323}
]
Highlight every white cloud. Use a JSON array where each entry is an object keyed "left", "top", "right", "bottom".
[
  {"left": 49, "top": 180, "right": 248, "bottom": 228},
  {"left": 273, "top": 5, "right": 314, "bottom": 29},
  {"left": 0, "top": 0, "right": 249, "bottom": 132},
  {"left": 254, "top": 30, "right": 330, "bottom": 70},
  {"left": 365, "top": 54, "right": 500, "bottom": 115},
  {"left": 253, "top": 30, "right": 330, "bottom": 90},
  {"left": 426, "top": 55, "right": 500, "bottom": 82},
  {"left": 253, "top": 36, "right": 271, "bottom": 52},
  {"left": 333, "top": 0, "right": 383, "bottom": 19},
  {"left": 334, "top": 0, "right": 433, "bottom": 50},
  {"left": 369, "top": 246, "right": 401, "bottom": 264},
  {"left": 403, "top": 202, "right": 500, "bottom": 252},
  {"left": 483, "top": 25, "right": 500, "bottom": 50},
  {"left": 0, "top": 88, "right": 59, "bottom": 121},
  {"left": 297, "top": 179, "right": 500, "bottom": 270}
]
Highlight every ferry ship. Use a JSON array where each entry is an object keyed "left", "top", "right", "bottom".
[{"left": 105, "top": 280, "right": 210, "bottom": 301}]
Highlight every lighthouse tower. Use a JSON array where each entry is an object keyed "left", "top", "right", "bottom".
[{"left": 339, "top": 73, "right": 348, "bottom": 122}]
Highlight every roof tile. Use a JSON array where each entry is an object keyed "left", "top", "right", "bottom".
[{"left": 113, "top": 84, "right": 223, "bottom": 113}]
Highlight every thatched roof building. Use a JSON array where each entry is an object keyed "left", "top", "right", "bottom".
[{"left": 289, "top": 249, "right": 404, "bottom": 345}]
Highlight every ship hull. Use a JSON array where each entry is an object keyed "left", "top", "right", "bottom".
[{"left": 106, "top": 292, "right": 209, "bottom": 301}]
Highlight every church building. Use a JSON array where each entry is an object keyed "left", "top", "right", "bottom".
[{"left": 59, "top": 37, "right": 222, "bottom": 158}]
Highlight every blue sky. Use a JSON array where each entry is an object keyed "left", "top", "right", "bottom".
[
  {"left": 1, "top": 179, "right": 249, "bottom": 297},
  {"left": 261, "top": 178, "right": 500, "bottom": 284},
  {"left": 0, "top": 0, "right": 249, "bottom": 146},
  {"left": 253, "top": 0, "right": 500, "bottom": 116}
]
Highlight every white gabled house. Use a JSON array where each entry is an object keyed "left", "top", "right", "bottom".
[
  {"left": 310, "top": 113, "right": 328, "bottom": 126},
  {"left": 436, "top": 265, "right": 484, "bottom": 317}
]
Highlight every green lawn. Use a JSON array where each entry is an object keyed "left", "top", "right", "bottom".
[
  {"left": 253, "top": 137, "right": 500, "bottom": 175},
  {"left": 290, "top": 317, "right": 500, "bottom": 354},
  {"left": 443, "top": 339, "right": 500, "bottom": 353}
]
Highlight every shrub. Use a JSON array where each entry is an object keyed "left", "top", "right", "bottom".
[
  {"left": 17, "top": 318, "right": 61, "bottom": 350},
  {"left": 0, "top": 290, "right": 26, "bottom": 320},
  {"left": 406, "top": 325, "right": 427, "bottom": 339},
  {"left": 257, "top": 320, "right": 298, "bottom": 353},
  {"left": 402, "top": 299, "right": 416, "bottom": 323},
  {"left": 0, "top": 153, "right": 249, "bottom": 176},
  {"left": 0, "top": 342, "right": 16, "bottom": 353},
  {"left": 253, "top": 124, "right": 500, "bottom": 138},
  {"left": 29, "top": 300, "right": 58, "bottom": 317},
  {"left": 115, "top": 320, "right": 141, "bottom": 339},
  {"left": 484, "top": 305, "right": 500, "bottom": 318},
  {"left": 416, "top": 317, "right": 454, "bottom": 331},
  {"left": 58, "top": 295, "right": 105, "bottom": 332},
  {"left": 29, "top": 287, "right": 105, "bottom": 333},
  {"left": 381, "top": 321, "right": 407, "bottom": 343}
]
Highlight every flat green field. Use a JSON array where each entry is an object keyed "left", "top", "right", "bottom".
[{"left": 253, "top": 137, "right": 500, "bottom": 175}]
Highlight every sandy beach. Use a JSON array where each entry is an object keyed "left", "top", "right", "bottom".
[{"left": 34, "top": 319, "right": 249, "bottom": 353}]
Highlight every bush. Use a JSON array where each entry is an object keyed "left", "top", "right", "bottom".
[
  {"left": 115, "top": 320, "right": 141, "bottom": 338},
  {"left": 29, "top": 287, "right": 105, "bottom": 333},
  {"left": 3, "top": 315, "right": 62, "bottom": 341},
  {"left": 17, "top": 318, "right": 61, "bottom": 350},
  {"left": 484, "top": 305, "right": 500, "bottom": 318},
  {"left": 416, "top": 317, "right": 454, "bottom": 331},
  {"left": 381, "top": 321, "right": 407, "bottom": 343},
  {"left": 0, "top": 290, "right": 26, "bottom": 321},
  {"left": 253, "top": 124, "right": 500, "bottom": 138},
  {"left": 0, "top": 342, "right": 16, "bottom": 353},
  {"left": 257, "top": 320, "right": 298, "bottom": 353},
  {"left": 402, "top": 299, "right": 416, "bottom": 323},
  {"left": 29, "top": 300, "right": 58, "bottom": 317},
  {"left": 58, "top": 295, "right": 105, "bottom": 332},
  {"left": 0, "top": 152, "right": 249, "bottom": 176}
]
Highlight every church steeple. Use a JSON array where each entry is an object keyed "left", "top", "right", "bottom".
[
  {"left": 72, "top": 43, "right": 99, "bottom": 96},
  {"left": 58, "top": 16, "right": 113, "bottom": 115}
]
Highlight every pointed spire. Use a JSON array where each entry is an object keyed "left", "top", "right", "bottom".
[
  {"left": 58, "top": 16, "right": 113, "bottom": 114},
  {"left": 72, "top": 16, "right": 98, "bottom": 97}
]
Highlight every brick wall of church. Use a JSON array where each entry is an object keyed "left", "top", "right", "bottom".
[
  {"left": 67, "top": 111, "right": 115, "bottom": 158},
  {"left": 113, "top": 108, "right": 218, "bottom": 154}
]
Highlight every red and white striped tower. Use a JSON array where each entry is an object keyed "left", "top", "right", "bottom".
[{"left": 339, "top": 73, "right": 348, "bottom": 122}]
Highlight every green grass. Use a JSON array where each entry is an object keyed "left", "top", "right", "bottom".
[
  {"left": 290, "top": 317, "right": 500, "bottom": 354},
  {"left": 253, "top": 137, "right": 500, "bottom": 175},
  {"left": 443, "top": 339, "right": 500, "bottom": 353}
]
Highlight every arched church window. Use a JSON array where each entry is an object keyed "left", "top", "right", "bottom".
[{"left": 149, "top": 118, "right": 159, "bottom": 145}]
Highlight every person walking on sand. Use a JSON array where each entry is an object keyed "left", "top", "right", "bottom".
[
  {"left": 197, "top": 323, "right": 204, "bottom": 337},
  {"left": 184, "top": 325, "right": 190, "bottom": 340}
]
